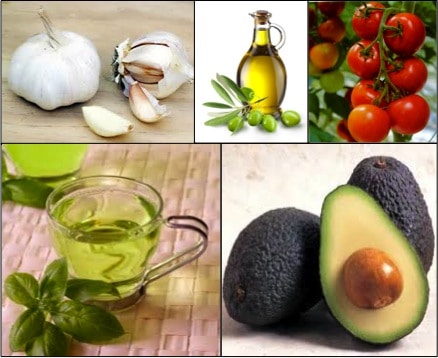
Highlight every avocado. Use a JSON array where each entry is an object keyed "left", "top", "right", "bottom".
[
  {"left": 223, "top": 208, "right": 322, "bottom": 326},
  {"left": 347, "top": 156, "right": 434, "bottom": 272},
  {"left": 320, "top": 185, "right": 429, "bottom": 344}
]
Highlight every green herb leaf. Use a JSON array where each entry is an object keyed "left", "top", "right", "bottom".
[
  {"left": 52, "top": 300, "right": 125, "bottom": 343},
  {"left": 2, "top": 178, "right": 53, "bottom": 208},
  {"left": 4, "top": 273, "right": 39, "bottom": 308},
  {"left": 204, "top": 109, "right": 241, "bottom": 126},
  {"left": 202, "top": 102, "right": 234, "bottom": 109},
  {"left": 216, "top": 74, "right": 247, "bottom": 103},
  {"left": 2, "top": 152, "right": 10, "bottom": 182},
  {"left": 324, "top": 92, "right": 351, "bottom": 119},
  {"left": 25, "top": 322, "right": 68, "bottom": 357},
  {"left": 39, "top": 258, "right": 68, "bottom": 304},
  {"left": 241, "top": 87, "right": 255, "bottom": 101},
  {"left": 211, "top": 79, "right": 235, "bottom": 105},
  {"left": 66, "top": 279, "right": 120, "bottom": 302},
  {"left": 9, "top": 308, "right": 45, "bottom": 351}
]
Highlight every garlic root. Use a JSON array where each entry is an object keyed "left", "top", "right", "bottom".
[{"left": 82, "top": 106, "right": 134, "bottom": 137}]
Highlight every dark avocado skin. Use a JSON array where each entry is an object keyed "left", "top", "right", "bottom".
[
  {"left": 223, "top": 208, "right": 322, "bottom": 326},
  {"left": 347, "top": 156, "right": 434, "bottom": 273}
]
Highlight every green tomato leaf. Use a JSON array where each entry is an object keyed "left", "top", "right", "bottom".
[
  {"left": 52, "top": 300, "right": 125, "bottom": 343},
  {"left": 66, "top": 279, "right": 120, "bottom": 302},
  {"left": 324, "top": 92, "right": 351, "bottom": 119},
  {"left": 39, "top": 258, "right": 68, "bottom": 304},
  {"left": 9, "top": 308, "right": 45, "bottom": 352},
  {"left": 204, "top": 109, "right": 241, "bottom": 126},
  {"left": 4, "top": 273, "right": 39, "bottom": 308},
  {"left": 309, "top": 122, "right": 340, "bottom": 143},
  {"left": 308, "top": 93, "right": 320, "bottom": 118},
  {"left": 202, "top": 102, "right": 234, "bottom": 109},
  {"left": 25, "top": 322, "right": 68, "bottom": 357},
  {"left": 2, "top": 178, "right": 53, "bottom": 208},
  {"left": 216, "top": 74, "right": 247, "bottom": 103},
  {"left": 211, "top": 79, "right": 235, "bottom": 105}
]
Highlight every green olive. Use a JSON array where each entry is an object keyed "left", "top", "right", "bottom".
[
  {"left": 247, "top": 110, "right": 263, "bottom": 126},
  {"left": 281, "top": 111, "right": 301, "bottom": 127},
  {"left": 261, "top": 115, "right": 277, "bottom": 132},
  {"left": 228, "top": 116, "right": 244, "bottom": 133}
]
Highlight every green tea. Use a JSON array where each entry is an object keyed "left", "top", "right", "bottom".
[
  {"left": 49, "top": 189, "right": 161, "bottom": 298},
  {"left": 3, "top": 144, "right": 88, "bottom": 179}
]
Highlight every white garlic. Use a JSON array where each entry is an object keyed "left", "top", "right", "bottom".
[
  {"left": 8, "top": 8, "right": 101, "bottom": 110},
  {"left": 113, "top": 31, "right": 193, "bottom": 99},
  {"left": 82, "top": 106, "right": 134, "bottom": 137},
  {"left": 129, "top": 82, "right": 169, "bottom": 123}
]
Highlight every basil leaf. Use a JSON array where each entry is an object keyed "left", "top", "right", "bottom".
[
  {"left": 52, "top": 301, "right": 125, "bottom": 343},
  {"left": 9, "top": 308, "right": 45, "bottom": 351},
  {"left": 39, "top": 258, "right": 68, "bottom": 303},
  {"left": 2, "top": 178, "right": 53, "bottom": 208},
  {"left": 25, "top": 322, "right": 68, "bottom": 357},
  {"left": 216, "top": 74, "right": 247, "bottom": 103},
  {"left": 4, "top": 273, "right": 39, "bottom": 308},
  {"left": 211, "top": 79, "right": 235, "bottom": 105},
  {"left": 66, "top": 279, "right": 120, "bottom": 302},
  {"left": 202, "top": 102, "right": 234, "bottom": 109},
  {"left": 204, "top": 110, "right": 241, "bottom": 126}
]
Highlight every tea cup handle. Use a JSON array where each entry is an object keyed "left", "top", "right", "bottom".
[
  {"left": 142, "top": 215, "right": 208, "bottom": 286},
  {"left": 271, "top": 23, "right": 286, "bottom": 50}
]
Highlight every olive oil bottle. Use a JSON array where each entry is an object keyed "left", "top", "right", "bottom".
[{"left": 237, "top": 10, "right": 287, "bottom": 119}]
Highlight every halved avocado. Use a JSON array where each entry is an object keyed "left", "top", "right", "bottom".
[{"left": 320, "top": 185, "right": 429, "bottom": 344}]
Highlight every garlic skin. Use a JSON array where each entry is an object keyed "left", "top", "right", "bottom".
[
  {"left": 129, "top": 82, "right": 169, "bottom": 123},
  {"left": 82, "top": 106, "right": 134, "bottom": 137},
  {"left": 8, "top": 9, "right": 101, "bottom": 110},
  {"left": 114, "top": 31, "right": 193, "bottom": 99}
]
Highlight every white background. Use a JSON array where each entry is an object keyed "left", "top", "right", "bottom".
[
  {"left": 222, "top": 144, "right": 437, "bottom": 356},
  {"left": 195, "top": 1, "right": 308, "bottom": 143}
]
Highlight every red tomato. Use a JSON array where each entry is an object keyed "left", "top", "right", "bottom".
[
  {"left": 348, "top": 104, "right": 391, "bottom": 142},
  {"left": 387, "top": 57, "right": 428, "bottom": 94},
  {"left": 309, "top": 42, "right": 339, "bottom": 70},
  {"left": 387, "top": 94, "right": 430, "bottom": 134},
  {"left": 384, "top": 13, "right": 426, "bottom": 57},
  {"left": 352, "top": 2, "right": 385, "bottom": 40},
  {"left": 337, "top": 119, "right": 356, "bottom": 142},
  {"left": 351, "top": 79, "right": 388, "bottom": 107},
  {"left": 318, "top": 1, "right": 345, "bottom": 17},
  {"left": 347, "top": 40, "right": 381, "bottom": 79},
  {"left": 318, "top": 17, "right": 346, "bottom": 43}
]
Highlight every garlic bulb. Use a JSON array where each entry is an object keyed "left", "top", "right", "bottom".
[
  {"left": 113, "top": 31, "right": 193, "bottom": 99},
  {"left": 8, "top": 8, "right": 101, "bottom": 110},
  {"left": 129, "top": 82, "right": 169, "bottom": 123},
  {"left": 82, "top": 106, "right": 134, "bottom": 137}
]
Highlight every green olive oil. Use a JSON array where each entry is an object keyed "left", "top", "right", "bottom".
[{"left": 237, "top": 11, "right": 287, "bottom": 119}]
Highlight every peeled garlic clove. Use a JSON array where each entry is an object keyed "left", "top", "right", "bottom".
[
  {"left": 129, "top": 82, "right": 169, "bottom": 123},
  {"left": 82, "top": 106, "right": 134, "bottom": 137}
]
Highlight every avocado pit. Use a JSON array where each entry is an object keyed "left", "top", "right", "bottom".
[{"left": 342, "top": 247, "right": 403, "bottom": 309}]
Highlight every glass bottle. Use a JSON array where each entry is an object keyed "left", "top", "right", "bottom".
[{"left": 237, "top": 10, "right": 287, "bottom": 119}]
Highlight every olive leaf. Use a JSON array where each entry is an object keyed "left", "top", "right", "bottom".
[
  {"left": 39, "top": 258, "right": 68, "bottom": 303},
  {"left": 2, "top": 178, "right": 53, "bottom": 208},
  {"left": 4, "top": 273, "right": 39, "bottom": 308},
  {"left": 216, "top": 73, "right": 248, "bottom": 103},
  {"left": 66, "top": 279, "right": 120, "bottom": 302},
  {"left": 52, "top": 300, "right": 125, "bottom": 343},
  {"left": 202, "top": 102, "right": 234, "bottom": 109},
  {"left": 9, "top": 308, "right": 45, "bottom": 352},
  {"left": 211, "top": 79, "right": 235, "bottom": 105},
  {"left": 25, "top": 322, "right": 68, "bottom": 357},
  {"left": 205, "top": 110, "right": 241, "bottom": 126}
]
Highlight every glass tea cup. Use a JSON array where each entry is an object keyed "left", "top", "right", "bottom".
[
  {"left": 2, "top": 144, "right": 89, "bottom": 186},
  {"left": 46, "top": 175, "right": 208, "bottom": 310}
]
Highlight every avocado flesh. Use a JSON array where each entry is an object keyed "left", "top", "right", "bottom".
[
  {"left": 347, "top": 156, "right": 434, "bottom": 273},
  {"left": 320, "top": 185, "right": 429, "bottom": 344},
  {"left": 223, "top": 208, "right": 322, "bottom": 326}
]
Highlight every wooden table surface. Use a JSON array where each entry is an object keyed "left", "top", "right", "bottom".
[{"left": 1, "top": 1, "right": 194, "bottom": 143}]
